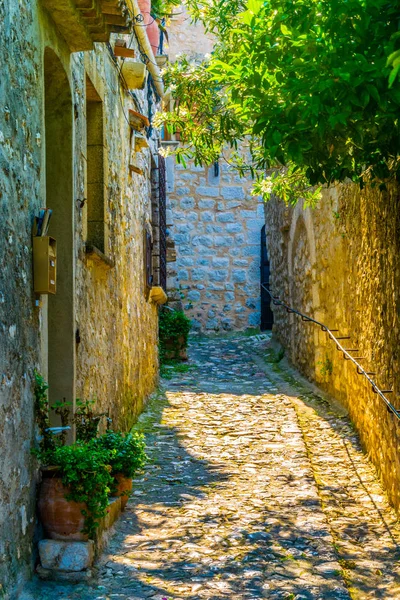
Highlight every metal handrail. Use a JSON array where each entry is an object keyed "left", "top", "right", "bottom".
[{"left": 261, "top": 283, "right": 400, "bottom": 420}]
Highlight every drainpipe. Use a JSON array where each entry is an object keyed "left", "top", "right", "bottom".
[{"left": 127, "top": 0, "right": 165, "bottom": 98}]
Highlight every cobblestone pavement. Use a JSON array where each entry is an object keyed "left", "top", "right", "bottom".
[{"left": 22, "top": 335, "right": 400, "bottom": 600}]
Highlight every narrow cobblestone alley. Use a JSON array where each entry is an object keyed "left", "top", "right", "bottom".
[{"left": 23, "top": 336, "right": 400, "bottom": 600}]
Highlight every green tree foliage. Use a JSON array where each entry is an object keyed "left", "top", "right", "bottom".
[{"left": 159, "top": 0, "right": 400, "bottom": 203}]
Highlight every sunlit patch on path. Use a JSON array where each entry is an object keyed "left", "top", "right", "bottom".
[{"left": 22, "top": 336, "right": 400, "bottom": 600}]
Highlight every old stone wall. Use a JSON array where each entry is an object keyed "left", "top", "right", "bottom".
[
  {"left": 166, "top": 161, "right": 265, "bottom": 332},
  {"left": 165, "top": 7, "right": 264, "bottom": 333},
  {"left": 265, "top": 183, "right": 400, "bottom": 512},
  {"left": 0, "top": 2, "right": 160, "bottom": 596}
]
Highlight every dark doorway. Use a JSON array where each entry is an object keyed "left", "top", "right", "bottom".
[{"left": 261, "top": 225, "right": 274, "bottom": 331}]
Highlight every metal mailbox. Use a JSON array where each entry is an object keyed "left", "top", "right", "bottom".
[{"left": 33, "top": 236, "right": 57, "bottom": 295}]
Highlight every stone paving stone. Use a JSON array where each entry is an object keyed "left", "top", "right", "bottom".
[{"left": 22, "top": 335, "right": 400, "bottom": 599}]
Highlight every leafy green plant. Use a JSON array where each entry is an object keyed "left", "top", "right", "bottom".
[
  {"left": 73, "top": 399, "right": 109, "bottom": 443},
  {"left": 160, "top": 360, "right": 196, "bottom": 379},
  {"left": 33, "top": 370, "right": 56, "bottom": 454},
  {"left": 159, "top": 309, "right": 192, "bottom": 363},
  {"left": 38, "top": 443, "right": 114, "bottom": 538},
  {"left": 94, "top": 432, "right": 147, "bottom": 478},
  {"left": 160, "top": 0, "right": 400, "bottom": 203},
  {"left": 151, "top": 0, "right": 180, "bottom": 19}
]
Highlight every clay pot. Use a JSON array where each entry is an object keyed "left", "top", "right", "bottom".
[
  {"left": 114, "top": 473, "right": 133, "bottom": 510},
  {"left": 38, "top": 469, "right": 88, "bottom": 541},
  {"left": 147, "top": 19, "right": 160, "bottom": 55}
]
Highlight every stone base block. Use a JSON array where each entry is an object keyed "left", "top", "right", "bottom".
[
  {"left": 39, "top": 539, "right": 95, "bottom": 572},
  {"left": 36, "top": 565, "right": 94, "bottom": 583}
]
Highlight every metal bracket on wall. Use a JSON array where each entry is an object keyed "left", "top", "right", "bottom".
[{"left": 261, "top": 283, "right": 399, "bottom": 420}]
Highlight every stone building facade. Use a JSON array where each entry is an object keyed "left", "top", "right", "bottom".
[
  {"left": 0, "top": 1, "right": 166, "bottom": 596},
  {"left": 265, "top": 183, "right": 400, "bottom": 513},
  {"left": 164, "top": 7, "right": 266, "bottom": 333}
]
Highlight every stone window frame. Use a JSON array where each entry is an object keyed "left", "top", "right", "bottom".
[{"left": 85, "top": 74, "right": 109, "bottom": 259}]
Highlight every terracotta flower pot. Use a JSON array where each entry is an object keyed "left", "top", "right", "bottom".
[
  {"left": 114, "top": 473, "right": 133, "bottom": 510},
  {"left": 38, "top": 469, "right": 88, "bottom": 541}
]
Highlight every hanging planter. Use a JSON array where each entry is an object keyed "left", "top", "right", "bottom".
[{"left": 121, "top": 61, "right": 147, "bottom": 90}]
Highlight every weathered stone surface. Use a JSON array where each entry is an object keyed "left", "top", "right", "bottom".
[
  {"left": 265, "top": 183, "right": 400, "bottom": 513},
  {"left": 39, "top": 541, "right": 94, "bottom": 572},
  {"left": 1, "top": 3, "right": 161, "bottom": 596}
]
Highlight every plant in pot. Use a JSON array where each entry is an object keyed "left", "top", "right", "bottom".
[
  {"left": 93, "top": 432, "right": 147, "bottom": 510},
  {"left": 159, "top": 308, "right": 192, "bottom": 362},
  {"left": 36, "top": 443, "right": 113, "bottom": 541},
  {"left": 33, "top": 375, "right": 113, "bottom": 540}
]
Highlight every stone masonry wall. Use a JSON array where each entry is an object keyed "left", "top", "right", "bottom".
[
  {"left": 166, "top": 161, "right": 265, "bottom": 332},
  {"left": 0, "top": 3, "right": 160, "bottom": 596},
  {"left": 165, "top": 7, "right": 264, "bottom": 333},
  {"left": 265, "top": 183, "right": 400, "bottom": 512}
]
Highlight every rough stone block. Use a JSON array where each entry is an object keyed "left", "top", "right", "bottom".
[
  {"left": 232, "top": 270, "right": 247, "bottom": 283},
  {"left": 233, "top": 259, "right": 248, "bottom": 267},
  {"left": 39, "top": 540, "right": 94, "bottom": 572},
  {"left": 226, "top": 223, "right": 243, "bottom": 233},
  {"left": 216, "top": 212, "right": 236, "bottom": 223},
  {"left": 198, "top": 199, "right": 216, "bottom": 209},
  {"left": 196, "top": 186, "right": 219, "bottom": 197},
  {"left": 180, "top": 197, "right": 195, "bottom": 209},
  {"left": 198, "top": 258, "right": 211, "bottom": 266},
  {"left": 178, "top": 269, "right": 189, "bottom": 280},
  {"left": 212, "top": 257, "right": 229, "bottom": 268},
  {"left": 201, "top": 211, "right": 214, "bottom": 222},
  {"left": 174, "top": 233, "right": 191, "bottom": 244},
  {"left": 218, "top": 200, "right": 242, "bottom": 210},
  {"left": 176, "top": 186, "right": 191, "bottom": 197},
  {"left": 235, "top": 234, "right": 246, "bottom": 245},
  {"left": 192, "top": 235, "right": 213, "bottom": 247},
  {"left": 209, "top": 270, "right": 228, "bottom": 282},
  {"left": 180, "top": 257, "right": 194, "bottom": 267},
  {"left": 243, "top": 245, "right": 259, "bottom": 256},
  {"left": 176, "top": 223, "right": 194, "bottom": 234},
  {"left": 248, "top": 312, "right": 261, "bottom": 326},
  {"left": 206, "top": 318, "right": 219, "bottom": 330},
  {"left": 240, "top": 210, "right": 255, "bottom": 219},
  {"left": 205, "top": 224, "right": 223, "bottom": 234},
  {"left": 192, "top": 269, "right": 208, "bottom": 282},
  {"left": 180, "top": 245, "right": 195, "bottom": 256},
  {"left": 247, "top": 218, "right": 265, "bottom": 231},
  {"left": 247, "top": 230, "right": 260, "bottom": 244},
  {"left": 225, "top": 292, "right": 234, "bottom": 301},
  {"left": 214, "top": 236, "right": 231, "bottom": 247},
  {"left": 187, "top": 290, "right": 201, "bottom": 301},
  {"left": 221, "top": 186, "right": 245, "bottom": 200},
  {"left": 207, "top": 168, "right": 220, "bottom": 185}
]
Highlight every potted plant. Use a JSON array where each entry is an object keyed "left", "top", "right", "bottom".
[
  {"left": 37, "top": 443, "right": 113, "bottom": 540},
  {"left": 159, "top": 308, "right": 192, "bottom": 361},
  {"left": 33, "top": 374, "right": 113, "bottom": 540},
  {"left": 94, "top": 432, "right": 147, "bottom": 509}
]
